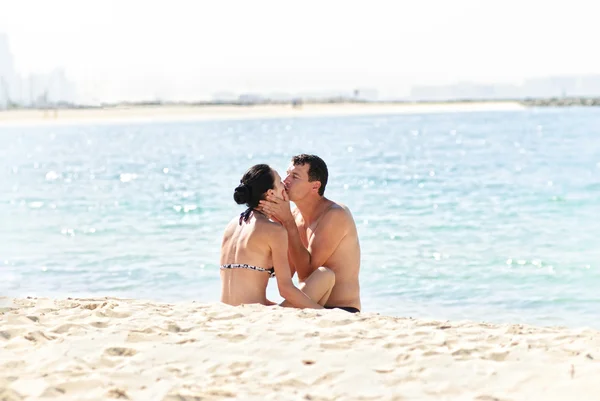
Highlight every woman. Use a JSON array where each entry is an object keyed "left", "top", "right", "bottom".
[{"left": 220, "top": 164, "right": 335, "bottom": 309}]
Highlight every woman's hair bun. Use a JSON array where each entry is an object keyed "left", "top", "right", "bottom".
[{"left": 233, "top": 184, "right": 251, "bottom": 205}]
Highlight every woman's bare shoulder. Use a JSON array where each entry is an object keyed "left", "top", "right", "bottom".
[
  {"left": 256, "top": 217, "right": 286, "bottom": 234},
  {"left": 223, "top": 217, "right": 237, "bottom": 233}
]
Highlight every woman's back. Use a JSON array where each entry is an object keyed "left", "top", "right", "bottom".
[{"left": 220, "top": 212, "right": 277, "bottom": 305}]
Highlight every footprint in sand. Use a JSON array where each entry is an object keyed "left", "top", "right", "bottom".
[
  {"left": 40, "top": 386, "right": 66, "bottom": 397},
  {"left": 374, "top": 367, "right": 395, "bottom": 374},
  {"left": 107, "top": 388, "right": 130, "bottom": 399},
  {"left": 2, "top": 361, "right": 26, "bottom": 370},
  {"left": 51, "top": 324, "right": 88, "bottom": 335},
  {"left": 163, "top": 393, "right": 203, "bottom": 401},
  {"left": 415, "top": 320, "right": 442, "bottom": 327},
  {"left": 320, "top": 333, "right": 349, "bottom": 341},
  {"left": 163, "top": 386, "right": 237, "bottom": 401},
  {"left": 476, "top": 396, "right": 506, "bottom": 401},
  {"left": 451, "top": 348, "right": 477, "bottom": 359},
  {"left": 5, "top": 315, "right": 43, "bottom": 326},
  {"left": 24, "top": 330, "right": 57, "bottom": 342},
  {"left": 81, "top": 302, "right": 108, "bottom": 311},
  {"left": 175, "top": 338, "right": 197, "bottom": 345},
  {"left": 422, "top": 350, "right": 443, "bottom": 357},
  {"left": 383, "top": 342, "right": 407, "bottom": 349},
  {"left": 44, "top": 380, "right": 105, "bottom": 396},
  {"left": 319, "top": 340, "right": 355, "bottom": 350},
  {"left": 0, "top": 388, "right": 24, "bottom": 401},
  {"left": 395, "top": 353, "right": 413, "bottom": 364},
  {"left": 216, "top": 332, "right": 247, "bottom": 342},
  {"left": 89, "top": 321, "right": 110, "bottom": 329},
  {"left": 0, "top": 329, "right": 26, "bottom": 341},
  {"left": 163, "top": 392, "right": 228, "bottom": 401},
  {"left": 126, "top": 329, "right": 166, "bottom": 343},
  {"left": 206, "top": 312, "right": 245, "bottom": 321},
  {"left": 483, "top": 350, "right": 510, "bottom": 362},
  {"left": 228, "top": 361, "right": 251, "bottom": 374},
  {"left": 104, "top": 347, "right": 138, "bottom": 357},
  {"left": 311, "top": 369, "right": 345, "bottom": 385},
  {"left": 164, "top": 323, "right": 192, "bottom": 333},
  {"left": 95, "top": 309, "right": 131, "bottom": 319},
  {"left": 317, "top": 319, "right": 355, "bottom": 328}
]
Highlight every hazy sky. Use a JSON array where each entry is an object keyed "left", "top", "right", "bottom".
[{"left": 1, "top": 0, "right": 599, "bottom": 101}]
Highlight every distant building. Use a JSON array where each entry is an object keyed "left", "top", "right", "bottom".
[
  {"left": 521, "top": 75, "right": 600, "bottom": 98},
  {"left": 352, "top": 88, "right": 378, "bottom": 102},
  {"left": 409, "top": 75, "right": 600, "bottom": 101},
  {"left": 410, "top": 82, "right": 521, "bottom": 101},
  {"left": 0, "top": 33, "right": 18, "bottom": 108},
  {"left": 26, "top": 68, "right": 77, "bottom": 105},
  {"left": 0, "top": 33, "right": 77, "bottom": 108},
  {"left": 211, "top": 92, "right": 238, "bottom": 103},
  {"left": 238, "top": 93, "right": 263, "bottom": 104},
  {"left": 266, "top": 92, "right": 293, "bottom": 102}
]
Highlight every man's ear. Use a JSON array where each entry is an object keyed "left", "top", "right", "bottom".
[
  {"left": 266, "top": 189, "right": 275, "bottom": 197},
  {"left": 312, "top": 181, "right": 321, "bottom": 194}
]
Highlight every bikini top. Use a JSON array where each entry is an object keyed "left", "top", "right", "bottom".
[{"left": 220, "top": 263, "right": 275, "bottom": 278}]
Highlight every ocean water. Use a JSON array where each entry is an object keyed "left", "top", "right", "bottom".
[{"left": 1, "top": 107, "right": 599, "bottom": 328}]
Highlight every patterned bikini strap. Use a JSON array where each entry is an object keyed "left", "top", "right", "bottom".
[
  {"left": 221, "top": 263, "right": 275, "bottom": 277},
  {"left": 239, "top": 208, "right": 253, "bottom": 225}
]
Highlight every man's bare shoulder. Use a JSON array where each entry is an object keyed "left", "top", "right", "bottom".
[
  {"left": 327, "top": 200, "right": 355, "bottom": 219},
  {"left": 320, "top": 200, "right": 356, "bottom": 230},
  {"left": 331, "top": 200, "right": 353, "bottom": 213}
]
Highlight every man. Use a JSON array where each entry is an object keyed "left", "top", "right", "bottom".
[{"left": 259, "top": 154, "right": 361, "bottom": 313}]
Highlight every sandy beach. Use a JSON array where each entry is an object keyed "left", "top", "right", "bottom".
[
  {"left": 1, "top": 297, "right": 599, "bottom": 401},
  {"left": 0, "top": 102, "right": 525, "bottom": 127}
]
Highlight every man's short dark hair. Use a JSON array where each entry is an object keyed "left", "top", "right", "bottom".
[{"left": 292, "top": 154, "right": 328, "bottom": 196}]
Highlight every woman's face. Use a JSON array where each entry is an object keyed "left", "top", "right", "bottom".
[{"left": 269, "top": 169, "right": 286, "bottom": 200}]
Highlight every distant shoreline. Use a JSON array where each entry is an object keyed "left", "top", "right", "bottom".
[
  {"left": 519, "top": 97, "right": 600, "bottom": 107},
  {"left": 2, "top": 98, "right": 598, "bottom": 127},
  {"left": 0, "top": 101, "right": 526, "bottom": 127}
]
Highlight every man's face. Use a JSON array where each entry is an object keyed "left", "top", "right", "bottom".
[{"left": 283, "top": 163, "right": 316, "bottom": 201}]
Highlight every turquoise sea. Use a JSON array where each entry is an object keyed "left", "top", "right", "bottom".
[{"left": 1, "top": 107, "right": 599, "bottom": 328}]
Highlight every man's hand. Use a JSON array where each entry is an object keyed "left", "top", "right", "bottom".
[{"left": 258, "top": 192, "right": 294, "bottom": 226}]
